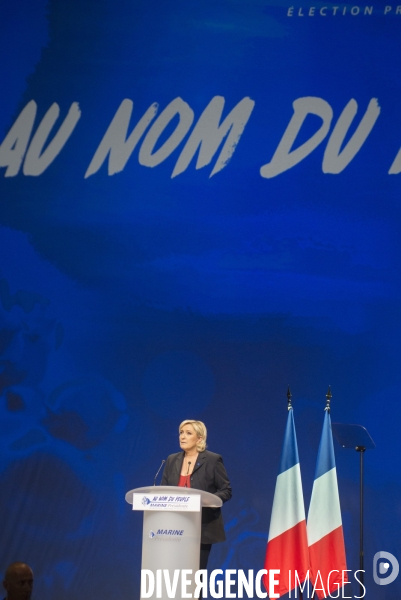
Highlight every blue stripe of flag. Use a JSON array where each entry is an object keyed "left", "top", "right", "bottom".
[
  {"left": 314, "top": 410, "right": 336, "bottom": 479},
  {"left": 278, "top": 408, "right": 300, "bottom": 474}
]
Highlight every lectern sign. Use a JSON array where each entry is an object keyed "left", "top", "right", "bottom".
[{"left": 132, "top": 492, "right": 201, "bottom": 512}]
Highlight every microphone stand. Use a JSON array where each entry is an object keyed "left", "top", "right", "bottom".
[
  {"left": 184, "top": 461, "right": 191, "bottom": 487},
  {"left": 153, "top": 459, "right": 165, "bottom": 486}
]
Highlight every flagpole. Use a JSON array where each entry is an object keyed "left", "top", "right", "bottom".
[
  {"left": 287, "top": 385, "right": 292, "bottom": 410},
  {"left": 308, "top": 386, "right": 350, "bottom": 600},
  {"left": 325, "top": 385, "right": 332, "bottom": 412},
  {"left": 309, "top": 385, "right": 332, "bottom": 600},
  {"left": 287, "top": 386, "right": 304, "bottom": 600},
  {"left": 319, "top": 386, "right": 331, "bottom": 600}
]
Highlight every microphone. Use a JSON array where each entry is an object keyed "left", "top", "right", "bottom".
[
  {"left": 153, "top": 459, "right": 166, "bottom": 486},
  {"left": 184, "top": 461, "right": 191, "bottom": 488}
]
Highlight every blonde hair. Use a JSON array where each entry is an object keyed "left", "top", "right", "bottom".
[{"left": 179, "top": 420, "right": 207, "bottom": 452}]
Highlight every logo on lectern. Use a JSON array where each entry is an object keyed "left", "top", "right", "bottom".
[
  {"left": 142, "top": 496, "right": 151, "bottom": 506},
  {"left": 147, "top": 529, "right": 184, "bottom": 541}
]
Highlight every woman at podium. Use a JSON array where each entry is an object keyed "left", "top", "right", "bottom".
[{"left": 161, "top": 419, "right": 232, "bottom": 570}]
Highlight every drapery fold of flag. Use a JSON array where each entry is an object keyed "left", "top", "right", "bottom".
[
  {"left": 263, "top": 408, "right": 309, "bottom": 598},
  {"left": 307, "top": 410, "right": 348, "bottom": 599}
]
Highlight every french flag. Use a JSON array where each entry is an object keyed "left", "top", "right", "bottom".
[
  {"left": 263, "top": 406, "right": 309, "bottom": 598},
  {"left": 307, "top": 409, "right": 348, "bottom": 599}
]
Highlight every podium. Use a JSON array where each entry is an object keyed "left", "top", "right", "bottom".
[{"left": 125, "top": 486, "right": 222, "bottom": 599}]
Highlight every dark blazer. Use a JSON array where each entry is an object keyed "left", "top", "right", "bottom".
[{"left": 161, "top": 450, "right": 232, "bottom": 544}]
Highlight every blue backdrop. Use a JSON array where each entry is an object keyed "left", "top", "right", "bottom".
[{"left": 1, "top": 0, "right": 401, "bottom": 598}]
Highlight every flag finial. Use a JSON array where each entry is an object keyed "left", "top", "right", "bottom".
[
  {"left": 325, "top": 385, "right": 332, "bottom": 411},
  {"left": 287, "top": 386, "right": 292, "bottom": 410}
]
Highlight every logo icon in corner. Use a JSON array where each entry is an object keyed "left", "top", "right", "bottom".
[
  {"left": 149, "top": 530, "right": 155, "bottom": 539},
  {"left": 373, "top": 551, "right": 399, "bottom": 585},
  {"left": 142, "top": 496, "right": 151, "bottom": 506}
]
